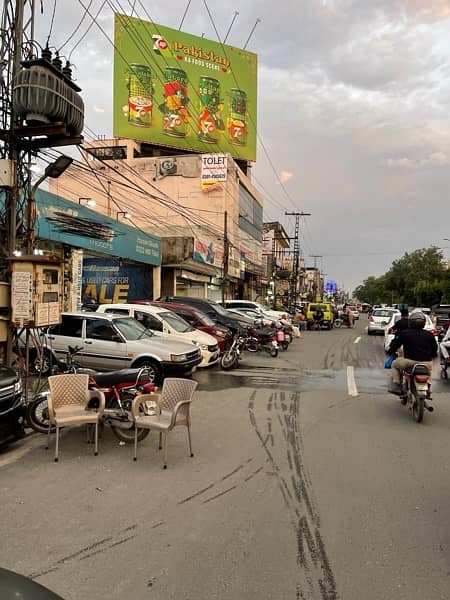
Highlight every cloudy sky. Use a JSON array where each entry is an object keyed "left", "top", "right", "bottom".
[{"left": 33, "top": 0, "right": 450, "bottom": 293}]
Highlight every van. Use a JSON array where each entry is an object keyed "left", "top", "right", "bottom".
[
  {"left": 97, "top": 303, "right": 220, "bottom": 367},
  {"left": 305, "top": 303, "right": 334, "bottom": 330}
]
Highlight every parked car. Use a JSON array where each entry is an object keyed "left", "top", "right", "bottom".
[
  {"left": 227, "top": 307, "right": 274, "bottom": 326},
  {"left": 32, "top": 312, "right": 202, "bottom": 384},
  {"left": 97, "top": 303, "right": 220, "bottom": 367},
  {"left": 431, "top": 304, "right": 450, "bottom": 339},
  {"left": 219, "top": 299, "right": 289, "bottom": 322},
  {"left": 147, "top": 301, "right": 232, "bottom": 353},
  {"left": 0, "top": 364, "right": 25, "bottom": 447},
  {"left": 156, "top": 296, "right": 253, "bottom": 335},
  {"left": 384, "top": 311, "right": 439, "bottom": 352},
  {"left": 367, "top": 308, "right": 397, "bottom": 335}
]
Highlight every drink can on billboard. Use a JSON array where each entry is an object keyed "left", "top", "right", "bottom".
[
  {"left": 127, "top": 64, "right": 153, "bottom": 127},
  {"left": 227, "top": 88, "right": 247, "bottom": 146},
  {"left": 161, "top": 67, "right": 189, "bottom": 137},
  {"left": 197, "top": 76, "right": 224, "bottom": 144}
]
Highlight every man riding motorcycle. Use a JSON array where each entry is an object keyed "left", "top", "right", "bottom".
[
  {"left": 440, "top": 325, "right": 450, "bottom": 364},
  {"left": 388, "top": 312, "right": 438, "bottom": 395}
]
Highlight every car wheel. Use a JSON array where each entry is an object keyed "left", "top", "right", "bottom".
[
  {"left": 133, "top": 359, "right": 162, "bottom": 386},
  {"left": 368, "top": 330, "right": 373, "bottom": 335}
]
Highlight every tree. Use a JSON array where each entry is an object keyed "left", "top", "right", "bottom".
[{"left": 354, "top": 247, "right": 448, "bottom": 306}]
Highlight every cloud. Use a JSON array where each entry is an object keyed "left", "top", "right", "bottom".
[
  {"left": 278, "top": 171, "right": 293, "bottom": 183},
  {"left": 382, "top": 152, "right": 450, "bottom": 169}
]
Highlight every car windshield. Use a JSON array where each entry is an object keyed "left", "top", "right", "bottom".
[
  {"left": 211, "top": 303, "right": 233, "bottom": 317},
  {"left": 160, "top": 311, "right": 194, "bottom": 333},
  {"left": 373, "top": 310, "right": 394, "bottom": 318},
  {"left": 195, "top": 311, "right": 215, "bottom": 326},
  {"left": 113, "top": 317, "right": 153, "bottom": 340}
]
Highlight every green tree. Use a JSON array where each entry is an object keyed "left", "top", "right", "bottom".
[{"left": 354, "top": 247, "right": 448, "bottom": 307}]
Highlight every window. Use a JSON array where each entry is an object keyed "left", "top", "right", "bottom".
[
  {"left": 160, "top": 311, "right": 194, "bottom": 333},
  {"left": 135, "top": 311, "right": 163, "bottom": 332},
  {"left": 85, "top": 318, "right": 117, "bottom": 341},
  {"left": 52, "top": 316, "right": 82, "bottom": 337},
  {"left": 103, "top": 308, "right": 130, "bottom": 315}
]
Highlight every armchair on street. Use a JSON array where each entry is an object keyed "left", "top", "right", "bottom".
[
  {"left": 131, "top": 378, "right": 198, "bottom": 469},
  {"left": 46, "top": 374, "right": 105, "bottom": 462}
]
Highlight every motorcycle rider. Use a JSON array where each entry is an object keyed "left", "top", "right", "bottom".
[
  {"left": 440, "top": 325, "right": 450, "bottom": 364},
  {"left": 392, "top": 307, "right": 409, "bottom": 334},
  {"left": 388, "top": 312, "right": 438, "bottom": 395}
]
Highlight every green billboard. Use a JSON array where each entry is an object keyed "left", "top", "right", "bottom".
[{"left": 113, "top": 14, "right": 257, "bottom": 161}]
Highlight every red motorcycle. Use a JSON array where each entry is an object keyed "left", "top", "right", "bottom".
[{"left": 26, "top": 346, "right": 156, "bottom": 442}]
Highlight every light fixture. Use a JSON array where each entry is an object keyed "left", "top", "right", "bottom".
[
  {"left": 116, "top": 211, "right": 131, "bottom": 221},
  {"left": 78, "top": 197, "right": 96, "bottom": 207},
  {"left": 33, "top": 249, "right": 44, "bottom": 255},
  {"left": 12, "top": 250, "right": 22, "bottom": 257},
  {"left": 43, "top": 155, "right": 73, "bottom": 179}
]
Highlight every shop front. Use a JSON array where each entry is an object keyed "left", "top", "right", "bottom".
[{"left": 35, "top": 190, "right": 161, "bottom": 310}]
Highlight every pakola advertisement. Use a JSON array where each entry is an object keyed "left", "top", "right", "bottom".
[{"left": 113, "top": 14, "right": 257, "bottom": 161}]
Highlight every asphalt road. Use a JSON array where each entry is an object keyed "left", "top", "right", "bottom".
[{"left": 1, "top": 318, "right": 449, "bottom": 600}]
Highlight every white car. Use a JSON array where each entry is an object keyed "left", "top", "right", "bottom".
[
  {"left": 227, "top": 307, "right": 274, "bottom": 327},
  {"left": 97, "top": 304, "right": 219, "bottom": 367},
  {"left": 367, "top": 308, "right": 397, "bottom": 335},
  {"left": 220, "top": 300, "right": 290, "bottom": 322},
  {"left": 383, "top": 312, "right": 438, "bottom": 352}
]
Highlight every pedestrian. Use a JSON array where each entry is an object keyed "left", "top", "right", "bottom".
[{"left": 345, "top": 305, "right": 354, "bottom": 328}]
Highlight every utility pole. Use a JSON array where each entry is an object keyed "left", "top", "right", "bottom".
[
  {"left": 285, "top": 211, "right": 311, "bottom": 312},
  {"left": 310, "top": 254, "right": 323, "bottom": 301},
  {"left": 222, "top": 210, "right": 229, "bottom": 303}
]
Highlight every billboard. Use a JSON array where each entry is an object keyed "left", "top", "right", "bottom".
[{"left": 113, "top": 14, "right": 257, "bottom": 161}]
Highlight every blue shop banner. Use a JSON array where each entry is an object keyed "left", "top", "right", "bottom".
[
  {"left": 82, "top": 258, "right": 152, "bottom": 304},
  {"left": 35, "top": 189, "right": 161, "bottom": 265}
]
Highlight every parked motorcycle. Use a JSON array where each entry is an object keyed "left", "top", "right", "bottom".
[
  {"left": 220, "top": 332, "right": 247, "bottom": 370},
  {"left": 26, "top": 346, "right": 156, "bottom": 442},
  {"left": 399, "top": 363, "right": 433, "bottom": 423},
  {"left": 245, "top": 327, "right": 279, "bottom": 357}
]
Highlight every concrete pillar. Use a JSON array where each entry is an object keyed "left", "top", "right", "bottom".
[{"left": 152, "top": 266, "right": 161, "bottom": 300}]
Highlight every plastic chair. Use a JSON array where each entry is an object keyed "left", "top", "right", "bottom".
[
  {"left": 46, "top": 374, "right": 105, "bottom": 462},
  {"left": 131, "top": 378, "right": 198, "bottom": 469}
]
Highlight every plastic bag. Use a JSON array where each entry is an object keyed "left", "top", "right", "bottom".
[{"left": 384, "top": 354, "right": 395, "bottom": 369}]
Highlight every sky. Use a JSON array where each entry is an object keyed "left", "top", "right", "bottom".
[{"left": 32, "top": 0, "right": 450, "bottom": 293}]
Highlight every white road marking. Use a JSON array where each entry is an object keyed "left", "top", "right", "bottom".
[
  {"left": 354, "top": 336, "right": 361, "bottom": 344},
  {"left": 347, "top": 366, "right": 359, "bottom": 397}
]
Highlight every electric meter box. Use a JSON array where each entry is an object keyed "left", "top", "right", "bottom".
[
  {"left": 0, "top": 159, "right": 16, "bottom": 188},
  {"left": 10, "top": 255, "right": 63, "bottom": 327}
]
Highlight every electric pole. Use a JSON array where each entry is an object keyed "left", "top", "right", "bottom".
[
  {"left": 285, "top": 211, "right": 311, "bottom": 312},
  {"left": 222, "top": 210, "right": 229, "bottom": 303}
]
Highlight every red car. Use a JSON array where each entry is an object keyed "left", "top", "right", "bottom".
[{"left": 135, "top": 301, "right": 232, "bottom": 353}]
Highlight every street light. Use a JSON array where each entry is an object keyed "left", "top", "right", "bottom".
[
  {"left": 116, "top": 211, "right": 131, "bottom": 221},
  {"left": 78, "top": 197, "right": 96, "bottom": 207},
  {"left": 27, "top": 155, "right": 74, "bottom": 254}
]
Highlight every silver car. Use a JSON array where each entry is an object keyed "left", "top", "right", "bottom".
[
  {"left": 37, "top": 312, "right": 202, "bottom": 384},
  {"left": 367, "top": 308, "right": 397, "bottom": 335}
]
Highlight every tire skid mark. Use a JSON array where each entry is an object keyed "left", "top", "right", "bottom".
[
  {"left": 248, "top": 389, "right": 338, "bottom": 599},
  {"left": 178, "top": 483, "right": 216, "bottom": 504},
  {"left": 220, "top": 464, "right": 244, "bottom": 481},
  {"left": 202, "top": 485, "right": 238, "bottom": 504},
  {"left": 78, "top": 534, "right": 136, "bottom": 561},
  {"left": 244, "top": 466, "right": 263, "bottom": 482},
  {"left": 28, "top": 527, "right": 137, "bottom": 579}
]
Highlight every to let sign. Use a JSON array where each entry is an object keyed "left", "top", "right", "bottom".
[{"left": 201, "top": 153, "right": 227, "bottom": 192}]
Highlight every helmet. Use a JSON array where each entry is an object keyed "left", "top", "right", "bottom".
[{"left": 408, "top": 312, "right": 426, "bottom": 329}]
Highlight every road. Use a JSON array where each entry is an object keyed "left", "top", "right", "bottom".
[{"left": 1, "top": 318, "right": 449, "bottom": 600}]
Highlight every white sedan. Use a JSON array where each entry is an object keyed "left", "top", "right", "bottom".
[{"left": 383, "top": 312, "right": 439, "bottom": 352}]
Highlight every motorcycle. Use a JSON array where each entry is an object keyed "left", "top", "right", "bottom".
[
  {"left": 333, "top": 313, "right": 351, "bottom": 329},
  {"left": 26, "top": 346, "right": 156, "bottom": 442},
  {"left": 220, "top": 332, "right": 247, "bottom": 370},
  {"left": 399, "top": 363, "right": 433, "bottom": 423},
  {"left": 245, "top": 326, "right": 278, "bottom": 357}
]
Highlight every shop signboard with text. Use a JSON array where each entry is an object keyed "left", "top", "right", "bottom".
[
  {"left": 82, "top": 258, "right": 152, "bottom": 304},
  {"left": 113, "top": 14, "right": 257, "bottom": 161},
  {"left": 35, "top": 190, "right": 161, "bottom": 266}
]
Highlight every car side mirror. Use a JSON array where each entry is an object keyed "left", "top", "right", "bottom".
[{"left": 112, "top": 333, "right": 123, "bottom": 343}]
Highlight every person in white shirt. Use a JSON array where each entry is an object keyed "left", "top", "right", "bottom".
[{"left": 440, "top": 326, "right": 450, "bottom": 362}]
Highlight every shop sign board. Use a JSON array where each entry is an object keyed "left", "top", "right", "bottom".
[
  {"left": 35, "top": 190, "right": 161, "bottom": 266},
  {"left": 200, "top": 153, "right": 227, "bottom": 191},
  {"left": 82, "top": 258, "right": 152, "bottom": 304},
  {"left": 113, "top": 14, "right": 257, "bottom": 161}
]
